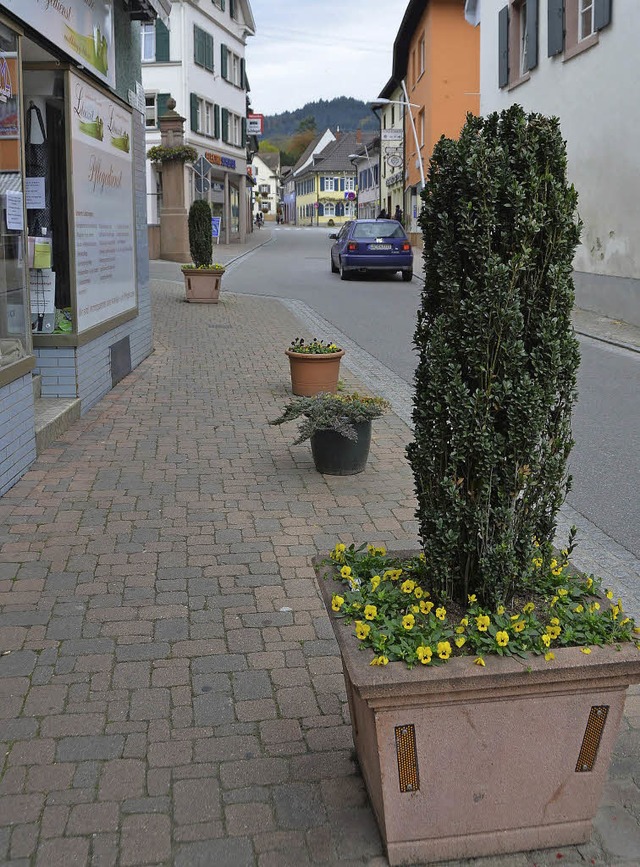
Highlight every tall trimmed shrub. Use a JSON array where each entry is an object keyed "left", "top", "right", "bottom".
[
  {"left": 407, "top": 106, "right": 581, "bottom": 607},
  {"left": 188, "top": 199, "right": 212, "bottom": 267}
]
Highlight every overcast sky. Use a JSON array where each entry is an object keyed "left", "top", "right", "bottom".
[{"left": 246, "top": 0, "right": 408, "bottom": 116}]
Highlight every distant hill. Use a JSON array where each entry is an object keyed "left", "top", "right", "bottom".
[{"left": 263, "top": 97, "right": 378, "bottom": 139}]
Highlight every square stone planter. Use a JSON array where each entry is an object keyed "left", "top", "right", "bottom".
[
  {"left": 315, "top": 560, "right": 640, "bottom": 866},
  {"left": 183, "top": 267, "right": 224, "bottom": 303}
]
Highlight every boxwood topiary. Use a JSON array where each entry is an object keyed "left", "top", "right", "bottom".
[
  {"left": 407, "top": 105, "right": 582, "bottom": 608},
  {"left": 188, "top": 199, "right": 212, "bottom": 268}
]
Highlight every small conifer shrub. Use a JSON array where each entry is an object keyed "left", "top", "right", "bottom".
[
  {"left": 407, "top": 106, "right": 581, "bottom": 607},
  {"left": 187, "top": 199, "right": 212, "bottom": 268}
]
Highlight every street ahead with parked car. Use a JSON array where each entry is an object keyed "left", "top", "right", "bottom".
[{"left": 329, "top": 219, "right": 413, "bottom": 281}]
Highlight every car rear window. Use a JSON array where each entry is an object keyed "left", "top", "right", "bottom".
[{"left": 352, "top": 221, "right": 406, "bottom": 240}]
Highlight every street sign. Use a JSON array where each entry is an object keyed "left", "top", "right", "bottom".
[
  {"left": 211, "top": 216, "right": 221, "bottom": 238},
  {"left": 247, "top": 114, "right": 264, "bottom": 135},
  {"left": 193, "top": 155, "right": 212, "bottom": 177},
  {"left": 381, "top": 129, "right": 403, "bottom": 142},
  {"left": 386, "top": 154, "right": 403, "bottom": 168},
  {"left": 195, "top": 176, "right": 210, "bottom": 194}
]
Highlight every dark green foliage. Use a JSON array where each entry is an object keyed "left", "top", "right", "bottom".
[
  {"left": 407, "top": 106, "right": 581, "bottom": 607},
  {"left": 264, "top": 97, "right": 376, "bottom": 139},
  {"left": 188, "top": 199, "right": 212, "bottom": 268}
]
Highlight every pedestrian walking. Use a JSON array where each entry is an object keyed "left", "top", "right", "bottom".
[
  {"left": 377, "top": 208, "right": 388, "bottom": 219},
  {"left": 394, "top": 205, "right": 403, "bottom": 224}
]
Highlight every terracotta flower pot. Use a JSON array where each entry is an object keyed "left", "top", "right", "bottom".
[
  {"left": 285, "top": 348, "right": 345, "bottom": 396},
  {"left": 183, "top": 268, "right": 224, "bottom": 303},
  {"left": 315, "top": 556, "right": 640, "bottom": 866}
]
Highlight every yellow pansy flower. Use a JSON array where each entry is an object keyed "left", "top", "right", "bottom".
[
  {"left": 557, "top": 588, "right": 568, "bottom": 597},
  {"left": 402, "top": 614, "right": 415, "bottom": 631},
  {"left": 411, "top": 605, "right": 420, "bottom": 614},
  {"left": 523, "top": 602, "right": 535, "bottom": 614},
  {"left": 496, "top": 605, "right": 505, "bottom": 616},
  {"left": 513, "top": 621, "right": 525, "bottom": 633},
  {"left": 532, "top": 557, "right": 543, "bottom": 569},
  {"left": 611, "top": 605, "right": 619, "bottom": 619},
  {"left": 416, "top": 645, "right": 432, "bottom": 665},
  {"left": 580, "top": 647, "right": 592, "bottom": 655},
  {"left": 437, "top": 641, "right": 452, "bottom": 660},
  {"left": 496, "top": 631, "right": 509, "bottom": 647},
  {"left": 550, "top": 596, "right": 558, "bottom": 607},
  {"left": 460, "top": 617, "right": 469, "bottom": 627},
  {"left": 541, "top": 634, "right": 551, "bottom": 647},
  {"left": 364, "top": 604, "right": 377, "bottom": 621},
  {"left": 574, "top": 604, "right": 584, "bottom": 613},
  {"left": 605, "top": 590, "right": 613, "bottom": 599},
  {"left": 414, "top": 587, "right": 424, "bottom": 599},
  {"left": 590, "top": 602, "right": 601, "bottom": 612},
  {"left": 340, "top": 565, "right": 352, "bottom": 579},
  {"left": 545, "top": 651, "right": 555, "bottom": 661},
  {"left": 552, "top": 566, "right": 563, "bottom": 576},
  {"left": 370, "top": 655, "right": 389, "bottom": 666},
  {"left": 476, "top": 614, "right": 490, "bottom": 632},
  {"left": 474, "top": 657, "right": 486, "bottom": 667},
  {"left": 546, "top": 625, "right": 561, "bottom": 639},
  {"left": 455, "top": 625, "right": 466, "bottom": 634},
  {"left": 371, "top": 575, "right": 381, "bottom": 591},
  {"left": 585, "top": 577, "right": 593, "bottom": 590},
  {"left": 455, "top": 636, "right": 466, "bottom": 648},
  {"left": 331, "top": 595, "right": 345, "bottom": 612},
  {"left": 435, "top": 607, "right": 446, "bottom": 621},
  {"left": 355, "top": 621, "right": 371, "bottom": 640},
  {"left": 401, "top": 579, "right": 416, "bottom": 594},
  {"left": 468, "top": 594, "right": 477, "bottom": 604},
  {"left": 420, "top": 600, "right": 434, "bottom": 615},
  {"left": 550, "top": 617, "right": 560, "bottom": 626}
]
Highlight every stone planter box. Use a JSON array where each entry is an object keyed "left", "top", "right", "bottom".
[
  {"left": 183, "top": 268, "right": 224, "bottom": 303},
  {"left": 315, "top": 559, "right": 640, "bottom": 866}
]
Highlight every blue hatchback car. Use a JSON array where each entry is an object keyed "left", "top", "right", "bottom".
[{"left": 329, "top": 219, "right": 413, "bottom": 281}]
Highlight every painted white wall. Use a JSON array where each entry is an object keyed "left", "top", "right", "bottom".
[
  {"left": 480, "top": 0, "right": 640, "bottom": 280},
  {"left": 251, "top": 153, "right": 279, "bottom": 215}
]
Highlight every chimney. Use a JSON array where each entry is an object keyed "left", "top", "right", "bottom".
[{"left": 356, "top": 129, "right": 362, "bottom": 144}]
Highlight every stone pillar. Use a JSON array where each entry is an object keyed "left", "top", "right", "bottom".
[
  {"left": 223, "top": 173, "right": 230, "bottom": 245},
  {"left": 238, "top": 175, "right": 247, "bottom": 243},
  {"left": 158, "top": 98, "right": 190, "bottom": 263}
]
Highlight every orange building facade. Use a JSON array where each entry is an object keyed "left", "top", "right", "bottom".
[{"left": 394, "top": 0, "right": 480, "bottom": 239}]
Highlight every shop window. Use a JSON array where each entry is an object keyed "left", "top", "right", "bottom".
[{"left": 0, "top": 23, "right": 29, "bottom": 368}]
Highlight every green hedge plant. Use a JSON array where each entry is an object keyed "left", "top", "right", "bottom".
[
  {"left": 187, "top": 199, "right": 212, "bottom": 268},
  {"left": 407, "top": 105, "right": 581, "bottom": 608}
]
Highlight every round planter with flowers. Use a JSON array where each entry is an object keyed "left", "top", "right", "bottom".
[{"left": 285, "top": 338, "right": 345, "bottom": 396}]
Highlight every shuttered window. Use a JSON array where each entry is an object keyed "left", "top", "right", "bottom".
[
  {"left": 214, "top": 104, "right": 220, "bottom": 139},
  {"left": 221, "top": 108, "right": 229, "bottom": 143},
  {"left": 190, "top": 93, "right": 200, "bottom": 132},
  {"left": 548, "top": 0, "right": 565, "bottom": 55},
  {"left": 552, "top": 0, "right": 612, "bottom": 59},
  {"left": 498, "top": 6, "right": 509, "bottom": 87},
  {"left": 156, "top": 93, "right": 170, "bottom": 123},
  {"left": 221, "top": 44, "right": 228, "bottom": 80}
]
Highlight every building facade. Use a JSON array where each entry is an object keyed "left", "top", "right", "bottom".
[
  {"left": 251, "top": 150, "right": 281, "bottom": 220},
  {"left": 142, "top": 0, "right": 255, "bottom": 243},
  {"left": 375, "top": 80, "right": 406, "bottom": 223},
  {"left": 478, "top": 0, "right": 639, "bottom": 327},
  {"left": 0, "top": 0, "right": 162, "bottom": 495}
]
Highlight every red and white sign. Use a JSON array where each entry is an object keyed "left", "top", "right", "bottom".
[{"left": 247, "top": 114, "right": 264, "bottom": 136}]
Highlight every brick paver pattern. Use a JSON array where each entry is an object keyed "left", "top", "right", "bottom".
[{"left": 0, "top": 265, "right": 638, "bottom": 866}]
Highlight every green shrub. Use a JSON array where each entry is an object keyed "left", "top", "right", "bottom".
[
  {"left": 188, "top": 199, "right": 212, "bottom": 268},
  {"left": 407, "top": 105, "right": 581, "bottom": 608}
]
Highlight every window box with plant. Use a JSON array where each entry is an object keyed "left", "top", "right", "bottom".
[
  {"left": 270, "top": 391, "right": 390, "bottom": 475},
  {"left": 312, "top": 106, "right": 640, "bottom": 865},
  {"left": 182, "top": 199, "right": 225, "bottom": 303},
  {"left": 284, "top": 338, "right": 345, "bottom": 396}
]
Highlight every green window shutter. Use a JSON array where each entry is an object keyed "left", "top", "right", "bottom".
[
  {"left": 240, "top": 58, "right": 245, "bottom": 90},
  {"left": 205, "top": 32, "right": 213, "bottom": 72},
  {"left": 241, "top": 117, "right": 246, "bottom": 148},
  {"left": 547, "top": 0, "right": 564, "bottom": 56},
  {"left": 190, "top": 93, "right": 199, "bottom": 132},
  {"left": 194, "top": 26, "right": 201, "bottom": 65},
  {"left": 230, "top": 0, "right": 236, "bottom": 18},
  {"left": 214, "top": 104, "right": 220, "bottom": 138},
  {"left": 594, "top": 0, "right": 612, "bottom": 30},
  {"left": 525, "top": 0, "right": 538, "bottom": 71},
  {"left": 221, "top": 107, "right": 229, "bottom": 143},
  {"left": 156, "top": 92, "right": 170, "bottom": 124},
  {"left": 155, "top": 19, "right": 170, "bottom": 62},
  {"left": 221, "top": 44, "right": 228, "bottom": 79},
  {"left": 498, "top": 6, "right": 509, "bottom": 87}
]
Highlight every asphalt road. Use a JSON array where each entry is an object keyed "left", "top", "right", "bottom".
[{"left": 226, "top": 225, "right": 640, "bottom": 559}]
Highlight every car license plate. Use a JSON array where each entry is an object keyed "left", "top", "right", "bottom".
[{"left": 369, "top": 244, "right": 392, "bottom": 250}]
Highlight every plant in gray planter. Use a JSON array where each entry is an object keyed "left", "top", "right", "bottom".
[
  {"left": 270, "top": 391, "right": 390, "bottom": 474},
  {"left": 314, "top": 106, "right": 640, "bottom": 865},
  {"left": 182, "top": 199, "right": 225, "bottom": 303}
]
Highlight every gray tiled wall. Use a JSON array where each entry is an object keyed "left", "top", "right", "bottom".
[{"left": 0, "top": 374, "right": 37, "bottom": 496}]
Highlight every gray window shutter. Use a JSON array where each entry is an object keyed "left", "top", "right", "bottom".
[
  {"left": 318, "top": 203, "right": 324, "bottom": 217},
  {"left": 221, "top": 107, "right": 229, "bottom": 142},
  {"left": 240, "top": 58, "right": 245, "bottom": 89},
  {"left": 230, "top": 0, "right": 236, "bottom": 19},
  {"left": 498, "top": 6, "right": 509, "bottom": 87},
  {"left": 241, "top": 117, "right": 246, "bottom": 148},
  {"left": 594, "top": 0, "right": 612, "bottom": 30},
  {"left": 190, "top": 93, "right": 199, "bottom": 132},
  {"left": 525, "top": 0, "right": 538, "bottom": 70},
  {"left": 155, "top": 19, "right": 170, "bottom": 62},
  {"left": 214, "top": 104, "right": 220, "bottom": 138},
  {"left": 547, "top": 0, "right": 564, "bottom": 56},
  {"left": 156, "top": 92, "right": 170, "bottom": 123},
  {"left": 194, "top": 26, "right": 202, "bottom": 65},
  {"left": 205, "top": 32, "right": 213, "bottom": 71},
  {"left": 221, "top": 44, "right": 228, "bottom": 79}
]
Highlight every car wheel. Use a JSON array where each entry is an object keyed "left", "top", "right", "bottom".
[
  {"left": 402, "top": 270, "right": 413, "bottom": 282},
  {"left": 331, "top": 256, "right": 339, "bottom": 274},
  {"left": 340, "top": 260, "right": 351, "bottom": 281}
]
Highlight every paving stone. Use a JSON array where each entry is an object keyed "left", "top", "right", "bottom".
[
  {"left": 56, "top": 735, "right": 124, "bottom": 762},
  {"left": 129, "top": 688, "right": 170, "bottom": 720},
  {"left": 0, "top": 651, "right": 37, "bottom": 677},
  {"left": 98, "top": 760, "right": 145, "bottom": 801},
  {"left": 66, "top": 802, "right": 119, "bottom": 834},
  {"left": 173, "top": 778, "right": 221, "bottom": 825},
  {"left": 272, "top": 782, "right": 326, "bottom": 830},
  {"left": 35, "top": 837, "right": 90, "bottom": 866},
  {"left": 173, "top": 838, "right": 254, "bottom": 867},
  {"left": 120, "top": 813, "right": 171, "bottom": 866}
]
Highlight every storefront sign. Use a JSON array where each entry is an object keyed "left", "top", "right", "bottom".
[
  {"left": 381, "top": 129, "right": 403, "bottom": 142},
  {"left": 247, "top": 114, "right": 264, "bottom": 136},
  {"left": 204, "top": 151, "right": 236, "bottom": 170},
  {"left": 4, "top": 0, "right": 115, "bottom": 88},
  {"left": 69, "top": 73, "right": 135, "bottom": 333}
]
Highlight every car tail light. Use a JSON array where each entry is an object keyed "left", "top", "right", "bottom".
[
  {"left": 401, "top": 242, "right": 411, "bottom": 251},
  {"left": 347, "top": 242, "right": 358, "bottom": 251}
]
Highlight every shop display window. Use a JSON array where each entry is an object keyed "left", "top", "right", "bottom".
[{"left": 0, "top": 22, "right": 28, "bottom": 369}]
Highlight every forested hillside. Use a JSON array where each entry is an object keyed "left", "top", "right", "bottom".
[{"left": 263, "top": 97, "right": 377, "bottom": 138}]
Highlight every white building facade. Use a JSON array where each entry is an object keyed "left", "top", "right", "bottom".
[
  {"left": 478, "top": 0, "right": 640, "bottom": 326},
  {"left": 142, "top": 0, "right": 255, "bottom": 241},
  {"left": 251, "top": 151, "right": 281, "bottom": 220}
]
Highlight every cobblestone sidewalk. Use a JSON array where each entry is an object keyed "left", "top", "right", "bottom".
[{"left": 0, "top": 268, "right": 638, "bottom": 866}]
